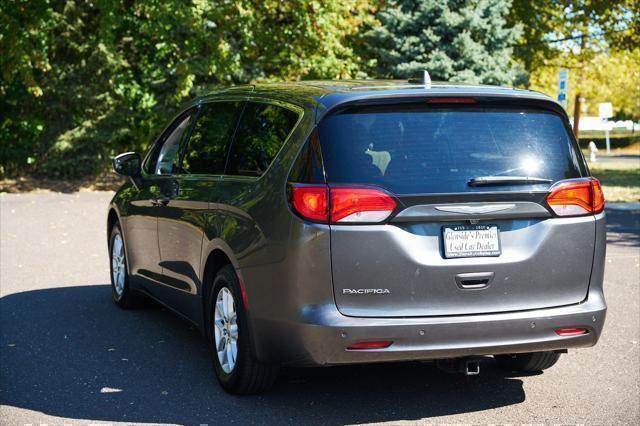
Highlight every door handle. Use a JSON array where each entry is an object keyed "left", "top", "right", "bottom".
[
  {"left": 455, "top": 272, "right": 494, "bottom": 290},
  {"left": 151, "top": 197, "right": 171, "bottom": 207}
]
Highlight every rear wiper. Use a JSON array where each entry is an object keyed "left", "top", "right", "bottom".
[{"left": 468, "top": 176, "right": 553, "bottom": 187}]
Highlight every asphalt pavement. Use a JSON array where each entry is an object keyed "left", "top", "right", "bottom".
[{"left": 1, "top": 191, "right": 638, "bottom": 425}]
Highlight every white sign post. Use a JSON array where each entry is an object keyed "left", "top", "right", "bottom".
[
  {"left": 599, "top": 102, "right": 613, "bottom": 154},
  {"left": 557, "top": 69, "right": 569, "bottom": 110}
]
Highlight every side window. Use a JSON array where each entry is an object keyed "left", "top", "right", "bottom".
[
  {"left": 182, "top": 101, "right": 243, "bottom": 175},
  {"left": 226, "top": 102, "right": 299, "bottom": 177},
  {"left": 154, "top": 115, "right": 193, "bottom": 175}
]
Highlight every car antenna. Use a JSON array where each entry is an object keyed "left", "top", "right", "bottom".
[{"left": 408, "top": 70, "right": 431, "bottom": 88}]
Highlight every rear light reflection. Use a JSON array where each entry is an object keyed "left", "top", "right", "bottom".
[
  {"left": 555, "top": 328, "right": 588, "bottom": 336},
  {"left": 347, "top": 341, "right": 393, "bottom": 350},
  {"left": 546, "top": 178, "right": 605, "bottom": 216}
]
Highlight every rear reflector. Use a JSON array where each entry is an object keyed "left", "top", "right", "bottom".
[
  {"left": 555, "top": 328, "right": 588, "bottom": 336},
  {"left": 347, "top": 341, "right": 393, "bottom": 350},
  {"left": 289, "top": 184, "right": 397, "bottom": 224},
  {"left": 546, "top": 178, "right": 605, "bottom": 216}
]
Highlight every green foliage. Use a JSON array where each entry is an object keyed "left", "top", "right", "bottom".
[
  {"left": 0, "top": 0, "right": 378, "bottom": 178},
  {"left": 527, "top": 47, "right": 640, "bottom": 120},
  {"left": 230, "top": 1, "right": 379, "bottom": 81},
  {"left": 509, "top": 0, "right": 639, "bottom": 88},
  {"left": 6, "top": 0, "right": 634, "bottom": 180},
  {"left": 506, "top": 0, "right": 563, "bottom": 87},
  {"left": 368, "top": 0, "right": 522, "bottom": 84}
]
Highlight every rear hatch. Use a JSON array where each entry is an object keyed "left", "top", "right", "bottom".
[{"left": 314, "top": 98, "right": 596, "bottom": 317}]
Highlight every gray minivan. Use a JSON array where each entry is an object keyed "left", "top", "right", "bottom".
[{"left": 109, "top": 79, "right": 606, "bottom": 394}]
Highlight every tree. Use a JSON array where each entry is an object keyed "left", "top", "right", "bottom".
[
  {"left": 0, "top": 0, "right": 378, "bottom": 178},
  {"left": 528, "top": 48, "right": 640, "bottom": 122},
  {"left": 506, "top": 0, "right": 564, "bottom": 88},
  {"left": 368, "top": 0, "right": 522, "bottom": 85},
  {"left": 509, "top": 0, "right": 638, "bottom": 135},
  {"left": 230, "top": 0, "right": 379, "bottom": 81}
]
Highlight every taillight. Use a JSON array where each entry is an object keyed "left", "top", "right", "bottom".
[
  {"left": 546, "top": 178, "right": 605, "bottom": 216},
  {"left": 592, "top": 179, "right": 605, "bottom": 212},
  {"left": 290, "top": 184, "right": 328, "bottom": 222},
  {"left": 289, "top": 184, "right": 397, "bottom": 224},
  {"left": 330, "top": 187, "right": 397, "bottom": 223}
]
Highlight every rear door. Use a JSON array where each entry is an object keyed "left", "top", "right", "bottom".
[{"left": 318, "top": 100, "right": 594, "bottom": 317}]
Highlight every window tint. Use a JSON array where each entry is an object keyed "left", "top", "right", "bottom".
[
  {"left": 318, "top": 105, "right": 585, "bottom": 195},
  {"left": 146, "top": 112, "right": 194, "bottom": 175},
  {"left": 226, "top": 102, "right": 299, "bottom": 176},
  {"left": 182, "top": 101, "right": 242, "bottom": 175},
  {"left": 289, "top": 130, "right": 325, "bottom": 183}
]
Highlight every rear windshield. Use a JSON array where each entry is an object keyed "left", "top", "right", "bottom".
[{"left": 317, "top": 105, "right": 585, "bottom": 195}]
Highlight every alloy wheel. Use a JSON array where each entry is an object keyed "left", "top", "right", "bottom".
[
  {"left": 214, "top": 287, "right": 239, "bottom": 373},
  {"left": 111, "top": 233, "right": 126, "bottom": 297}
]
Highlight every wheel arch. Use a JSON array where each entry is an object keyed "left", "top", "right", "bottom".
[
  {"left": 107, "top": 207, "right": 120, "bottom": 242},
  {"left": 106, "top": 206, "right": 133, "bottom": 277},
  {"left": 202, "top": 249, "right": 233, "bottom": 318},
  {"left": 199, "top": 246, "right": 259, "bottom": 356}
]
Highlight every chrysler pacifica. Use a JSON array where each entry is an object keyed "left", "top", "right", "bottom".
[{"left": 108, "top": 78, "right": 606, "bottom": 394}]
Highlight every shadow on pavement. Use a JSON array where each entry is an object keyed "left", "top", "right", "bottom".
[
  {"left": 606, "top": 210, "right": 640, "bottom": 247},
  {"left": 1, "top": 285, "right": 526, "bottom": 424}
]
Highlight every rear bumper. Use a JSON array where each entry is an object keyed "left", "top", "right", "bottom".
[{"left": 254, "top": 288, "right": 606, "bottom": 366}]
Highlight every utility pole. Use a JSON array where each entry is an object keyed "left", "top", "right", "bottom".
[
  {"left": 572, "top": 30, "right": 587, "bottom": 139},
  {"left": 572, "top": 94, "right": 581, "bottom": 138}
]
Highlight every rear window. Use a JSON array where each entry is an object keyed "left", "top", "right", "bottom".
[{"left": 317, "top": 105, "right": 585, "bottom": 195}]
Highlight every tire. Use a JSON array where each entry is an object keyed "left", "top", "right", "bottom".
[
  {"left": 205, "top": 265, "right": 278, "bottom": 394},
  {"left": 494, "top": 351, "right": 561, "bottom": 372},
  {"left": 108, "top": 223, "right": 140, "bottom": 309}
]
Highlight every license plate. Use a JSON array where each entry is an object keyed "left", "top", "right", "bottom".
[{"left": 442, "top": 225, "right": 501, "bottom": 258}]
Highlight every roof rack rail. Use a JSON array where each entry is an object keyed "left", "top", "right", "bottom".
[{"left": 408, "top": 70, "right": 431, "bottom": 88}]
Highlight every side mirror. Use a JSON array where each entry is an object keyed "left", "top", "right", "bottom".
[{"left": 113, "top": 152, "right": 141, "bottom": 178}]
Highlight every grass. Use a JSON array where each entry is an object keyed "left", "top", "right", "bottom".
[
  {"left": 590, "top": 166, "right": 640, "bottom": 203},
  {"left": 579, "top": 130, "right": 639, "bottom": 139},
  {"left": 579, "top": 129, "right": 639, "bottom": 137}
]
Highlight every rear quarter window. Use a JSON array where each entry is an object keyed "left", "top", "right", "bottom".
[
  {"left": 182, "top": 101, "right": 243, "bottom": 175},
  {"left": 226, "top": 102, "right": 299, "bottom": 177},
  {"left": 317, "top": 104, "right": 585, "bottom": 194}
]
